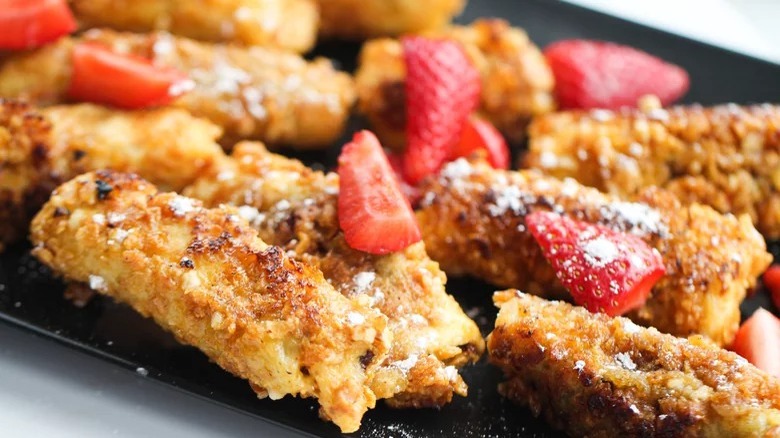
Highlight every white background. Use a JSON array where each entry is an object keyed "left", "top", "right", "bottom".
[{"left": 1, "top": 1, "right": 778, "bottom": 436}]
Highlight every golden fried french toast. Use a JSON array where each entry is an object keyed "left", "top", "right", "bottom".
[
  {"left": 70, "top": 0, "right": 318, "bottom": 53},
  {"left": 0, "top": 100, "right": 53, "bottom": 253},
  {"left": 30, "top": 170, "right": 390, "bottom": 433},
  {"left": 0, "top": 100, "right": 225, "bottom": 250},
  {"left": 355, "top": 19, "right": 555, "bottom": 147},
  {"left": 417, "top": 158, "right": 771, "bottom": 346},
  {"left": 525, "top": 103, "right": 780, "bottom": 238},
  {"left": 184, "top": 141, "right": 485, "bottom": 407},
  {"left": 488, "top": 291, "right": 780, "bottom": 437},
  {"left": 0, "top": 29, "right": 355, "bottom": 149},
  {"left": 316, "top": 0, "right": 464, "bottom": 40}
]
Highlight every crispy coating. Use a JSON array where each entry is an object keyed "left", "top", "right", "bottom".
[
  {"left": 0, "top": 100, "right": 54, "bottom": 252},
  {"left": 0, "top": 100, "right": 226, "bottom": 249},
  {"left": 184, "top": 142, "right": 485, "bottom": 407},
  {"left": 316, "top": 0, "right": 464, "bottom": 40},
  {"left": 525, "top": 104, "right": 780, "bottom": 238},
  {"left": 30, "top": 170, "right": 390, "bottom": 433},
  {"left": 0, "top": 29, "right": 355, "bottom": 149},
  {"left": 488, "top": 291, "right": 780, "bottom": 437},
  {"left": 416, "top": 158, "right": 771, "bottom": 346},
  {"left": 69, "top": 0, "right": 318, "bottom": 53},
  {"left": 355, "top": 19, "right": 555, "bottom": 148}
]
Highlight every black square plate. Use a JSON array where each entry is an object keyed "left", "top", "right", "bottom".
[{"left": 1, "top": 1, "right": 779, "bottom": 436}]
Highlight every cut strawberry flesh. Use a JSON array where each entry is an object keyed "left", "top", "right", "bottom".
[
  {"left": 338, "top": 131, "right": 421, "bottom": 255},
  {"left": 526, "top": 210, "right": 665, "bottom": 316},
  {"left": 730, "top": 308, "right": 780, "bottom": 378},
  {"left": 450, "top": 116, "right": 510, "bottom": 169},
  {"left": 0, "top": 0, "right": 76, "bottom": 50},
  {"left": 401, "top": 36, "right": 481, "bottom": 184},
  {"left": 67, "top": 43, "right": 194, "bottom": 109},
  {"left": 763, "top": 265, "right": 780, "bottom": 310},
  {"left": 544, "top": 39, "right": 689, "bottom": 110}
]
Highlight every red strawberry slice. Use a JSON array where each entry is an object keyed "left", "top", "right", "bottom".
[
  {"left": 544, "top": 39, "right": 689, "bottom": 110},
  {"left": 450, "top": 116, "right": 510, "bottom": 169},
  {"left": 526, "top": 211, "right": 665, "bottom": 316},
  {"left": 401, "top": 36, "right": 481, "bottom": 184},
  {"left": 68, "top": 43, "right": 193, "bottom": 109},
  {"left": 763, "top": 265, "right": 780, "bottom": 309},
  {"left": 338, "top": 131, "right": 421, "bottom": 255},
  {"left": 730, "top": 308, "right": 780, "bottom": 378}
]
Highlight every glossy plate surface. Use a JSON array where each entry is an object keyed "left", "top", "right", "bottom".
[{"left": 1, "top": 1, "right": 779, "bottom": 436}]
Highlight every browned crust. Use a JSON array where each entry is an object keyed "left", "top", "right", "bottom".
[
  {"left": 526, "top": 104, "right": 780, "bottom": 238},
  {"left": 0, "top": 99, "right": 58, "bottom": 251},
  {"left": 355, "top": 19, "right": 555, "bottom": 148},
  {"left": 488, "top": 291, "right": 780, "bottom": 437},
  {"left": 417, "top": 158, "right": 771, "bottom": 346},
  {"left": 316, "top": 0, "right": 465, "bottom": 40},
  {"left": 71, "top": 0, "right": 319, "bottom": 53},
  {"left": 184, "top": 141, "right": 485, "bottom": 407},
  {"left": 0, "top": 100, "right": 227, "bottom": 251},
  {"left": 30, "top": 170, "right": 390, "bottom": 432},
  {"left": 0, "top": 30, "right": 355, "bottom": 149}
]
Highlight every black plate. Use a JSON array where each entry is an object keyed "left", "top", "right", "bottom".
[{"left": 2, "top": 1, "right": 780, "bottom": 437}]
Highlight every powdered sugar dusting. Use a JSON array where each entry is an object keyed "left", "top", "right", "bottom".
[
  {"left": 622, "top": 319, "right": 642, "bottom": 334},
  {"left": 615, "top": 352, "right": 637, "bottom": 370},
  {"left": 600, "top": 201, "right": 666, "bottom": 236},
  {"left": 390, "top": 354, "right": 418, "bottom": 374},
  {"left": 88, "top": 275, "right": 108, "bottom": 292},
  {"left": 237, "top": 205, "right": 266, "bottom": 227},
  {"left": 443, "top": 365, "right": 458, "bottom": 381},
  {"left": 581, "top": 236, "right": 619, "bottom": 267},
  {"left": 440, "top": 158, "right": 473, "bottom": 180},
  {"left": 346, "top": 311, "right": 365, "bottom": 326},
  {"left": 169, "top": 196, "right": 198, "bottom": 217},
  {"left": 352, "top": 271, "right": 376, "bottom": 294},
  {"left": 487, "top": 186, "right": 528, "bottom": 216}
]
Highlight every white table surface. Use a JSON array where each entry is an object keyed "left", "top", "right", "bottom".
[{"left": 2, "top": 1, "right": 779, "bottom": 437}]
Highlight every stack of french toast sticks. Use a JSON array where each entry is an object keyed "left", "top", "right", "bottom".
[{"left": 2, "top": 0, "right": 779, "bottom": 435}]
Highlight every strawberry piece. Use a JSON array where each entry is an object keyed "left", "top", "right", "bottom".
[
  {"left": 526, "top": 211, "right": 665, "bottom": 316},
  {"left": 67, "top": 43, "right": 194, "bottom": 109},
  {"left": 450, "top": 116, "right": 510, "bottom": 169},
  {"left": 544, "top": 39, "right": 689, "bottom": 110},
  {"left": 0, "top": 0, "right": 76, "bottom": 50},
  {"left": 386, "top": 151, "right": 422, "bottom": 206},
  {"left": 338, "top": 131, "right": 421, "bottom": 255},
  {"left": 401, "top": 36, "right": 481, "bottom": 184},
  {"left": 764, "top": 265, "right": 780, "bottom": 309},
  {"left": 730, "top": 308, "right": 780, "bottom": 378}
]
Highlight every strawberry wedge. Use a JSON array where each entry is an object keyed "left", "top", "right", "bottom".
[
  {"left": 450, "top": 117, "right": 510, "bottom": 169},
  {"left": 730, "top": 308, "right": 780, "bottom": 378},
  {"left": 401, "top": 36, "right": 481, "bottom": 184},
  {"left": 0, "top": 0, "right": 76, "bottom": 50},
  {"left": 544, "top": 39, "right": 689, "bottom": 110},
  {"left": 526, "top": 211, "right": 665, "bottom": 316},
  {"left": 338, "top": 131, "right": 421, "bottom": 255},
  {"left": 67, "top": 43, "right": 194, "bottom": 109},
  {"left": 763, "top": 265, "right": 780, "bottom": 310}
]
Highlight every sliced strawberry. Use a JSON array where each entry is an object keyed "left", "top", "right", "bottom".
[
  {"left": 401, "top": 36, "right": 481, "bottom": 184},
  {"left": 0, "top": 0, "right": 76, "bottom": 50},
  {"left": 730, "top": 308, "right": 780, "bottom": 378},
  {"left": 338, "top": 131, "right": 421, "bottom": 255},
  {"left": 526, "top": 211, "right": 665, "bottom": 316},
  {"left": 386, "top": 151, "right": 422, "bottom": 206},
  {"left": 544, "top": 39, "right": 689, "bottom": 110},
  {"left": 763, "top": 265, "right": 780, "bottom": 309},
  {"left": 67, "top": 43, "right": 194, "bottom": 109},
  {"left": 450, "top": 116, "right": 510, "bottom": 169}
]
